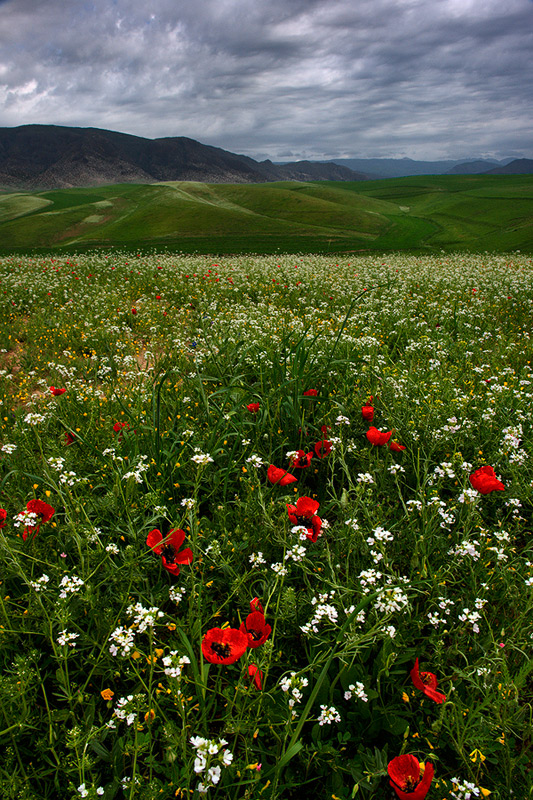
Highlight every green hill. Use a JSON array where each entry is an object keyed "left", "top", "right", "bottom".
[{"left": 0, "top": 174, "right": 531, "bottom": 254}]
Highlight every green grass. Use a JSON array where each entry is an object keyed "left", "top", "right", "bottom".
[{"left": 0, "top": 175, "right": 532, "bottom": 254}]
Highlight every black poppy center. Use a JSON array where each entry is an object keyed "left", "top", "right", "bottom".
[
  {"left": 161, "top": 543, "right": 176, "bottom": 563},
  {"left": 295, "top": 515, "right": 311, "bottom": 527},
  {"left": 211, "top": 641, "right": 231, "bottom": 658},
  {"left": 249, "top": 628, "right": 262, "bottom": 641}
]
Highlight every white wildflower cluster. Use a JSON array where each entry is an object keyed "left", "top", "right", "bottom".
[
  {"left": 501, "top": 424, "right": 527, "bottom": 465},
  {"left": 162, "top": 651, "right": 191, "bottom": 680},
  {"left": 59, "top": 470, "right": 84, "bottom": 487},
  {"left": 0, "top": 443, "right": 17, "bottom": 453},
  {"left": 181, "top": 497, "right": 196, "bottom": 509},
  {"left": 428, "top": 461, "right": 456, "bottom": 485},
  {"left": 388, "top": 463, "right": 405, "bottom": 475},
  {"left": 47, "top": 456, "right": 66, "bottom": 470},
  {"left": 169, "top": 585, "right": 187, "bottom": 604},
  {"left": 344, "top": 682, "right": 368, "bottom": 702},
  {"left": 279, "top": 672, "right": 309, "bottom": 718},
  {"left": 191, "top": 449, "right": 214, "bottom": 466},
  {"left": 318, "top": 705, "right": 341, "bottom": 725},
  {"left": 374, "top": 586, "right": 409, "bottom": 615},
  {"left": 450, "top": 777, "right": 481, "bottom": 799},
  {"left": 245, "top": 454, "right": 264, "bottom": 468},
  {"left": 241, "top": 438, "right": 251, "bottom": 446},
  {"left": 457, "top": 488, "right": 480, "bottom": 505},
  {"left": 285, "top": 544, "right": 307, "bottom": 563},
  {"left": 345, "top": 517, "right": 359, "bottom": 531},
  {"left": 249, "top": 552, "right": 266, "bottom": 568},
  {"left": 182, "top": 428, "right": 194, "bottom": 437},
  {"left": 24, "top": 412, "right": 46, "bottom": 425},
  {"left": 205, "top": 540, "right": 221, "bottom": 558},
  {"left": 102, "top": 448, "right": 123, "bottom": 462},
  {"left": 358, "top": 568, "right": 383, "bottom": 593},
  {"left": 357, "top": 472, "right": 375, "bottom": 484},
  {"left": 300, "top": 591, "right": 338, "bottom": 635},
  {"left": 335, "top": 415, "right": 350, "bottom": 426},
  {"left": 57, "top": 630, "right": 79, "bottom": 647},
  {"left": 427, "top": 597, "right": 455, "bottom": 628},
  {"left": 105, "top": 543, "right": 119, "bottom": 554},
  {"left": 504, "top": 497, "right": 523, "bottom": 518},
  {"left": 13, "top": 510, "right": 39, "bottom": 529},
  {"left": 290, "top": 524, "right": 310, "bottom": 541},
  {"left": 406, "top": 499, "right": 423, "bottom": 512},
  {"left": 449, "top": 538, "right": 482, "bottom": 561},
  {"left": 110, "top": 694, "right": 144, "bottom": 727},
  {"left": 427, "top": 496, "right": 456, "bottom": 527},
  {"left": 367, "top": 527, "right": 394, "bottom": 546},
  {"left": 271, "top": 562, "right": 288, "bottom": 576},
  {"left": 28, "top": 574, "right": 50, "bottom": 592},
  {"left": 126, "top": 602, "right": 164, "bottom": 633},
  {"left": 122, "top": 455, "right": 150, "bottom": 483},
  {"left": 58, "top": 574, "right": 85, "bottom": 599},
  {"left": 458, "top": 607, "right": 483, "bottom": 634},
  {"left": 154, "top": 504, "right": 168, "bottom": 515},
  {"left": 190, "top": 736, "right": 233, "bottom": 794},
  {"left": 77, "top": 784, "right": 104, "bottom": 798},
  {"left": 108, "top": 626, "right": 136, "bottom": 657}
]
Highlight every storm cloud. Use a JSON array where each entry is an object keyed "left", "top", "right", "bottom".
[{"left": 0, "top": 0, "right": 531, "bottom": 160}]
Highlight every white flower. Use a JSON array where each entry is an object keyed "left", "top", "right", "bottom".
[
  {"left": 57, "top": 630, "right": 79, "bottom": 647},
  {"left": 77, "top": 785, "right": 89, "bottom": 798},
  {"left": 344, "top": 682, "right": 368, "bottom": 702},
  {"left": 318, "top": 705, "right": 341, "bottom": 725},
  {"left": 0, "top": 443, "right": 17, "bottom": 453},
  {"left": 191, "top": 452, "right": 214, "bottom": 466},
  {"left": 181, "top": 497, "right": 196, "bottom": 509}
]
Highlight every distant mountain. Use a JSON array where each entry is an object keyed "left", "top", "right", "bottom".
[
  {"left": 0, "top": 125, "right": 367, "bottom": 189},
  {"left": 482, "top": 159, "right": 533, "bottom": 175},
  {"left": 324, "top": 157, "right": 512, "bottom": 178},
  {"left": 446, "top": 160, "right": 502, "bottom": 175}
]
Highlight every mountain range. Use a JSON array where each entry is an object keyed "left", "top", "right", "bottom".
[{"left": 0, "top": 125, "right": 531, "bottom": 189}]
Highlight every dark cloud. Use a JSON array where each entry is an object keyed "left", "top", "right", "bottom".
[{"left": 0, "top": 0, "right": 531, "bottom": 160}]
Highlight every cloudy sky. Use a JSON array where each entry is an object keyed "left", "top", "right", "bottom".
[{"left": 0, "top": 0, "right": 531, "bottom": 162}]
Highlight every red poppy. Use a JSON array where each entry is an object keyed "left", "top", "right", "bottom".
[
  {"left": 389, "top": 440, "right": 406, "bottom": 452},
  {"left": 267, "top": 465, "right": 297, "bottom": 486},
  {"left": 250, "top": 597, "right": 264, "bottom": 614},
  {"left": 247, "top": 402, "right": 260, "bottom": 413},
  {"left": 290, "top": 449, "right": 313, "bottom": 469},
  {"left": 469, "top": 465, "right": 505, "bottom": 495},
  {"left": 361, "top": 404, "right": 374, "bottom": 421},
  {"left": 49, "top": 386, "right": 66, "bottom": 396},
  {"left": 201, "top": 627, "right": 248, "bottom": 664},
  {"left": 287, "top": 496, "right": 322, "bottom": 542},
  {"left": 113, "top": 421, "right": 130, "bottom": 434},
  {"left": 64, "top": 432, "right": 76, "bottom": 446},
  {"left": 388, "top": 755, "right": 434, "bottom": 800},
  {"left": 366, "top": 426, "right": 392, "bottom": 446},
  {"left": 0, "top": 508, "right": 6, "bottom": 529},
  {"left": 303, "top": 389, "right": 318, "bottom": 397},
  {"left": 314, "top": 439, "right": 332, "bottom": 458},
  {"left": 240, "top": 611, "right": 272, "bottom": 649},
  {"left": 247, "top": 664, "right": 263, "bottom": 690},
  {"left": 146, "top": 528, "right": 193, "bottom": 576},
  {"left": 410, "top": 658, "right": 446, "bottom": 704},
  {"left": 23, "top": 499, "right": 55, "bottom": 541}
]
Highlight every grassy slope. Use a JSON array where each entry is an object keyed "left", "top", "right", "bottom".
[{"left": 0, "top": 175, "right": 531, "bottom": 253}]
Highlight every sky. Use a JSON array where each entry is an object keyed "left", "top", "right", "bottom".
[{"left": 0, "top": 0, "right": 532, "bottom": 163}]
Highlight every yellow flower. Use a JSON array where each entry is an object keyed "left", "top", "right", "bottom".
[
  {"left": 100, "top": 688, "right": 114, "bottom": 701},
  {"left": 469, "top": 749, "right": 486, "bottom": 763}
]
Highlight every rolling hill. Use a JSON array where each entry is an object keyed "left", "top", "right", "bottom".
[{"left": 0, "top": 174, "right": 532, "bottom": 255}]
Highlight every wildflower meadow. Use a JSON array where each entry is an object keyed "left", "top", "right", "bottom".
[{"left": 0, "top": 250, "right": 532, "bottom": 800}]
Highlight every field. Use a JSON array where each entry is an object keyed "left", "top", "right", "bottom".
[
  {"left": 0, "top": 174, "right": 532, "bottom": 254},
  {"left": 1, "top": 250, "right": 533, "bottom": 800}
]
